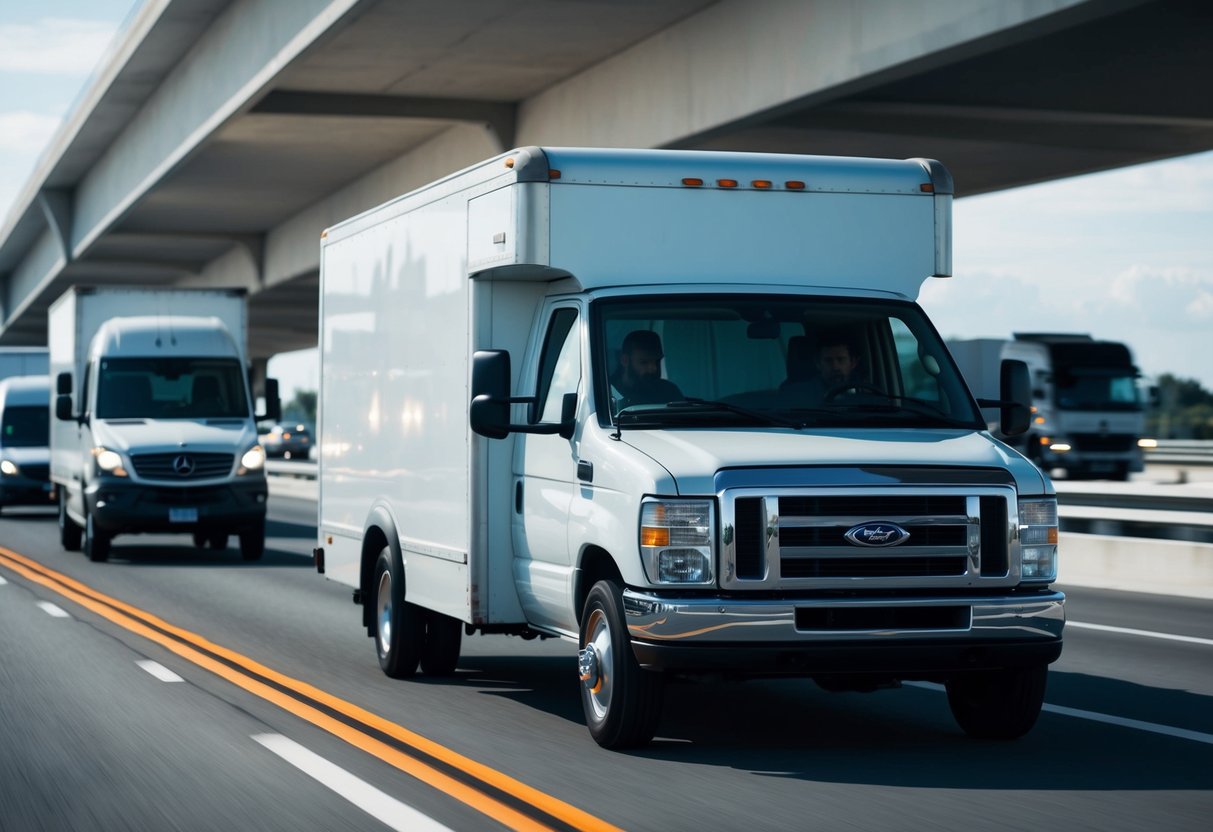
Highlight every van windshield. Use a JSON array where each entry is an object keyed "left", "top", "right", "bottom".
[
  {"left": 95, "top": 358, "right": 249, "bottom": 419},
  {"left": 595, "top": 294, "right": 982, "bottom": 430},
  {"left": 2, "top": 405, "right": 50, "bottom": 447}
]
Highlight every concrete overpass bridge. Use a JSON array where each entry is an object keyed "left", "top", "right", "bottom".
[{"left": 1, "top": 0, "right": 1210, "bottom": 365}]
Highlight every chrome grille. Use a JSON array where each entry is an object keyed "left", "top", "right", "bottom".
[
  {"left": 131, "top": 452, "right": 234, "bottom": 480},
  {"left": 720, "top": 485, "right": 1018, "bottom": 590}
]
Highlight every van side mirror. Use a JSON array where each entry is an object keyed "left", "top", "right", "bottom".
[
  {"left": 257, "top": 377, "right": 281, "bottom": 422},
  {"left": 55, "top": 394, "right": 74, "bottom": 422},
  {"left": 56, "top": 371, "right": 72, "bottom": 395},
  {"left": 469, "top": 350, "right": 578, "bottom": 440},
  {"left": 1000, "top": 359, "right": 1031, "bottom": 437}
]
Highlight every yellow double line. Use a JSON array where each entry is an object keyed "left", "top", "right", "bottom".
[{"left": 0, "top": 546, "right": 620, "bottom": 832}]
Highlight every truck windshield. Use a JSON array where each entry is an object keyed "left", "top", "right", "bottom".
[
  {"left": 1054, "top": 369, "right": 1141, "bottom": 411},
  {"left": 595, "top": 294, "right": 982, "bottom": 430},
  {"left": 95, "top": 358, "right": 249, "bottom": 419},
  {"left": 1, "top": 405, "right": 50, "bottom": 447}
]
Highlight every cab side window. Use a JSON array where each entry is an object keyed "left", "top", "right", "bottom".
[{"left": 532, "top": 308, "right": 581, "bottom": 424}]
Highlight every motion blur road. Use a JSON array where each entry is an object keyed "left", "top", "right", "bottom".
[{"left": 2, "top": 491, "right": 1211, "bottom": 831}]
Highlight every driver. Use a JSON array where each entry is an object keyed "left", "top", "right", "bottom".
[
  {"left": 611, "top": 329, "right": 683, "bottom": 407},
  {"left": 816, "top": 335, "right": 861, "bottom": 390}
]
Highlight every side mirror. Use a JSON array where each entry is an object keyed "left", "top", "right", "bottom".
[
  {"left": 257, "top": 378, "right": 282, "bottom": 422},
  {"left": 558, "top": 392, "right": 577, "bottom": 440},
  {"left": 55, "top": 394, "right": 74, "bottom": 422},
  {"left": 1000, "top": 359, "right": 1031, "bottom": 437},
  {"left": 470, "top": 350, "right": 512, "bottom": 439},
  {"left": 56, "top": 371, "right": 73, "bottom": 395}
]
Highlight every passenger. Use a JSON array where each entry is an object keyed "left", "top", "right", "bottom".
[
  {"left": 611, "top": 330, "right": 683, "bottom": 407},
  {"left": 782, "top": 333, "right": 866, "bottom": 404}
]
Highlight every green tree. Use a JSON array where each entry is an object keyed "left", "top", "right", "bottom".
[{"left": 283, "top": 389, "right": 317, "bottom": 425}]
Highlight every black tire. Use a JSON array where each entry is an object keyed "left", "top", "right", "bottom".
[
  {"left": 373, "top": 547, "right": 424, "bottom": 678},
  {"left": 419, "top": 611, "right": 462, "bottom": 676},
  {"left": 59, "top": 491, "right": 82, "bottom": 551},
  {"left": 946, "top": 664, "right": 1049, "bottom": 740},
  {"left": 83, "top": 508, "right": 110, "bottom": 563},
  {"left": 239, "top": 520, "right": 265, "bottom": 561},
  {"left": 193, "top": 532, "right": 207, "bottom": 548},
  {"left": 578, "top": 580, "right": 664, "bottom": 749},
  {"left": 209, "top": 533, "right": 229, "bottom": 551}
]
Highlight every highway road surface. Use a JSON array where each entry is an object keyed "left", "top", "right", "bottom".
[{"left": 1, "top": 494, "right": 1210, "bottom": 831}]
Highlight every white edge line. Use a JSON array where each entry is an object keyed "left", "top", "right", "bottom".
[
  {"left": 1067, "top": 620, "right": 1213, "bottom": 647},
  {"left": 906, "top": 682, "right": 1213, "bottom": 746},
  {"left": 136, "top": 660, "right": 184, "bottom": 683},
  {"left": 37, "top": 601, "right": 70, "bottom": 618},
  {"left": 251, "top": 733, "right": 456, "bottom": 832},
  {"left": 0, "top": 574, "right": 8, "bottom": 585}
]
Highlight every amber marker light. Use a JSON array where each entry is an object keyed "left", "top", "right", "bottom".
[
  {"left": 785, "top": 180, "right": 806, "bottom": 190},
  {"left": 641, "top": 527, "right": 670, "bottom": 547},
  {"left": 504, "top": 157, "right": 515, "bottom": 168},
  {"left": 751, "top": 180, "right": 772, "bottom": 189},
  {"left": 548, "top": 169, "right": 561, "bottom": 179},
  {"left": 717, "top": 178, "right": 738, "bottom": 188},
  {"left": 682, "top": 177, "right": 704, "bottom": 187},
  {"left": 920, "top": 183, "right": 935, "bottom": 193}
]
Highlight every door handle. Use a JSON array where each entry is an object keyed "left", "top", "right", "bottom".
[{"left": 577, "top": 460, "right": 593, "bottom": 483}]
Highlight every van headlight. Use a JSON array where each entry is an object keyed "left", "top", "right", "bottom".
[
  {"left": 639, "top": 498, "right": 715, "bottom": 585},
  {"left": 1019, "top": 497, "right": 1058, "bottom": 582},
  {"left": 238, "top": 444, "right": 266, "bottom": 475},
  {"left": 91, "top": 447, "right": 128, "bottom": 477},
  {"left": 1, "top": 459, "right": 19, "bottom": 476}
]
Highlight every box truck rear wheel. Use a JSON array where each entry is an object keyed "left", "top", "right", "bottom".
[
  {"left": 578, "top": 580, "right": 664, "bottom": 749},
  {"left": 59, "top": 491, "right": 82, "bottom": 551},
  {"left": 419, "top": 611, "right": 462, "bottom": 676},
  {"left": 374, "top": 547, "right": 424, "bottom": 678},
  {"left": 946, "top": 664, "right": 1048, "bottom": 740},
  {"left": 83, "top": 509, "right": 110, "bottom": 563}
]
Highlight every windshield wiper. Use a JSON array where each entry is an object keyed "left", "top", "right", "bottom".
[{"left": 616, "top": 398, "right": 807, "bottom": 429}]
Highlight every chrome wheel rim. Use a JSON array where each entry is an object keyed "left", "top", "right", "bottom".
[
  {"left": 583, "top": 608, "right": 614, "bottom": 721},
  {"left": 376, "top": 570, "right": 392, "bottom": 655}
]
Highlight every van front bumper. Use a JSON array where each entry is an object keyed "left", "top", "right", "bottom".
[
  {"left": 0, "top": 477, "right": 55, "bottom": 507},
  {"left": 85, "top": 478, "right": 267, "bottom": 535},
  {"left": 623, "top": 589, "right": 1064, "bottom": 676}
]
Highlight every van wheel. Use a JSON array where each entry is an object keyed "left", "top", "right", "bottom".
[
  {"left": 946, "top": 664, "right": 1048, "bottom": 740},
  {"left": 59, "top": 491, "right": 82, "bottom": 551},
  {"left": 239, "top": 521, "right": 264, "bottom": 561},
  {"left": 84, "top": 510, "right": 110, "bottom": 563},
  {"left": 209, "top": 534, "right": 229, "bottom": 551},
  {"left": 420, "top": 611, "right": 462, "bottom": 676},
  {"left": 578, "top": 580, "right": 664, "bottom": 749},
  {"left": 373, "top": 547, "right": 424, "bottom": 678}
]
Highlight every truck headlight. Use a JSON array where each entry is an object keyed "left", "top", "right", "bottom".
[
  {"left": 91, "top": 447, "right": 128, "bottom": 477},
  {"left": 1019, "top": 498, "right": 1058, "bottom": 582},
  {"left": 0, "top": 459, "right": 18, "bottom": 476},
  {"left": 639, "top": 498, "right": 715, "bottom": 585},
  {"left": 238, "top": 444, "right": 266, "bottom": 475}
]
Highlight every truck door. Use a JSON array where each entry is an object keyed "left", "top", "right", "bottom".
[{"left": 513, "top": 304, "right": 582, "bottom": 633}]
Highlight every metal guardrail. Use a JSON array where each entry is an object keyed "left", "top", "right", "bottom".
[{"left": 1144, "top": 439, "right": 1213, "bottom": 465}]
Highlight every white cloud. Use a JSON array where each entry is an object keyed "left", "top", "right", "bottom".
[
  {"left": 0, "top": 18, "right": 118, "bottom": 75},
  {"left": 1094, "top": 266, "right": 1213, "bottom": 329},
  {"left": 0, "top": 111, "right": 62, "bottom": 154}
]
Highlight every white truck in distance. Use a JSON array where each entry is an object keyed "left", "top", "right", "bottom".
[
  {"left": 0, "top": 347, "right": 49, "bottom": 380},
  {"left": 50, "top": 287, "right": 279, "bottom": 562},
  {"left": 948, "top": 334, "right": 1149, "bottom": 480},
  {"left": 316, "top": 147, "right": 1063, "bottom": 749}
]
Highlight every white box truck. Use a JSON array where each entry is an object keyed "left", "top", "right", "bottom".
[
  {"left": 316, "top": 147, "right": 1062, "bottom": 748},
  {"left": 949, "top": 334, "right": 1148, "bottom": 480},
  {"left": 49, "top": 287, "right": 279, "bottom": 562}
]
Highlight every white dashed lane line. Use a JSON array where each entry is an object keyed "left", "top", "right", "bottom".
[
  {"left": 37, "top": 601, "right": 70, "bottom": 618},
  {"left": 136, "top": 660, "right": 185, "bottom": 682},
  {"left": 252, "top": 733, "right": 457, "bottom": 832},
  {"left": 1067, "top": 620, "right": 1213, "bottom": 647}
]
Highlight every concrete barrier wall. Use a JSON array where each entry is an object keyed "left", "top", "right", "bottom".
[{"left": 1059, "top": 533, "right": 1213, "bottom": 601}]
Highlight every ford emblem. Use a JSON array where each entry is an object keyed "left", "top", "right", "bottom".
[{"left": 844, "top": 522, "right": 910, "bottom": 548}]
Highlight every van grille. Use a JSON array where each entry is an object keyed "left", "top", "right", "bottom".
[
  {"left": 722, "top": 486, "right": 1016, "bottom": 589},
  {"left": 131, "top": 452, "right": 234, "bottom": 480}
]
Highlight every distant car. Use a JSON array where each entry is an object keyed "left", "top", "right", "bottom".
[{"left": 258, "top": 422, "right": 313, "bottom": 459}]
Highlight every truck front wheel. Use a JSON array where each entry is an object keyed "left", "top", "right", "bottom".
[
  {"left": 946, "top": 664, "right": 1048, "bottom": 740},
  {"left": 373, "top": 547, "right": 424, "bottom": 678},
  {"left": 83, "top": 509, "right": 110, "bottom": 563},
  {"left": 578, "top": 580, "right": 664, "bottom": 749}
]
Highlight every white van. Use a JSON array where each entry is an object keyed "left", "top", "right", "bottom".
[
  {"left": 316, "top": 147, "right": 1061, "bottom": 748},
  {"left": 0, "top": 375, "right": 53, "bottom": 512}
]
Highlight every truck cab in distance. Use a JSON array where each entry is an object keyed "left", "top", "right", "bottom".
[
  {"left": 318, "top": 147, "right": 1063, "bottom": 748},
  {"left": 50, "top": 288, "right": 279, "bottom": 562},
  {"left": 0, "top": 375, "right": 54, "bottom": 511}
]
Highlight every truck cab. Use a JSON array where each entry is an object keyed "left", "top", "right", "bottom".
[{"left": 0, "top": 375, "right": 53, "bottom": 512}]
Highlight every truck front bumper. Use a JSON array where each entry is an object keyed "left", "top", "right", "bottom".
[
  {"left": 0, "top": 477, "right": 55, "bottom": 507},
  {"left": 86, "top": 478, "right": 267, "bottom": 535},
  {"left": 624, "top": 589, "right": 1064, "bottom": 676}
]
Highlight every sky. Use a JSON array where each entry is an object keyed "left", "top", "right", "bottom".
[{"left": 2, "top": 1, "right": 1211, "bottom": 402}]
